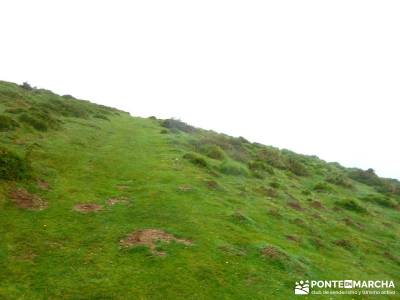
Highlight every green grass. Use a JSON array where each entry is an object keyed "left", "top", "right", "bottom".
[{"left": 0, "top": 80, "right": 399, "bottom": 299}]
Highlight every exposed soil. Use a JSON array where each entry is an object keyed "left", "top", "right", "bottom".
[
  {"left": 291, "top": 218, "right": 306, "bottom": 226},
  {"left": 288, "top": 201, "right": 304, "bottom": 211},
  {"left": 309, "top": 238, "right": 324, "bottom": 249},
  {"left": 286, "top": 235, "right": 301, "bottom": 243},
  {"left": 334, "top": 239, "right": 353, "bottom": 250},
  {"left": 311, "top": 212, "right": 322, "bottom": 220},
  {"left": 37, "top": 180, "right": 50, "bottom": 190},
  {"left": 73, "top": 203, "right": 103, "bottom": 213},
  {"left": 309, "top": 200, "right": 325, "bottom": 210},
  {"left": 120, "top": 229, "right": 192, "bottom": 256},
  {"left": 261, "top": 246, "right": 287, "bottom": 260},
  {"left": 267, "top": 208, "right": 282, "bottom": 218},
  {"left": 9, "top": 188, "right": 48, "bottom": 210},
  {"left": 107, "top": 196, "right": 128, "bottom": 206},
  {"left": 342, "top": 218, "right": 364, "bottom": 230},
  {"left": 12, "top": 250, "right": 37, "bottom": 262},
  {"left": 205, "top": 180, "right": 219, "bottom": 189},
  {"left": 257, "top": 187, "right": 278, "bottom": 198},
  {"left": 384, "top": 251, "right": 400, "bottom": 264}
]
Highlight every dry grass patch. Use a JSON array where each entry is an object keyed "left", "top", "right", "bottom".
[
  {"left": 120, "top": 229, "right": 192, "bottom": 256},
  {"left": 9, "top": 188, "right": 47, "bottom": 210},
  {"left": 73, "top": 203, "right": 103, "bottom": 213},
  {"left": 107, "top": 196, "right": 129, "bottom": 206}
]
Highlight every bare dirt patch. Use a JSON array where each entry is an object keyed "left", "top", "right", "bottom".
[
  {"left": 267, "top": 208, "right": 282, "bottom": 218},
  {"left": 120, "top": 229, "right": 192, "bottom": 256},
  {"left": 12, "top": 250, "right": 37, "bottom": 262},
  {"left": 261, "top": 246, "right": 288, "bottom": 260},
  {"left": 205, "top": 180, "right": 219, "bottom": 189},
  {"left": 334, "top": 239, "right": 353, "bottom": 250},
  {"left": 73, "top": 203, "right": 103, "bottom": 213},
  {"left": 10, "top": 188, "right": 47, "bottom": 210},
  {"left": 288, "top": 201, "right": 304, "bottom": 211},
  {"left": 309, "top": 200, "right": 325, "bottom": 210},
  {"left": 37, "top": 180, "right": 50, "bottom": 190},
  {"left": 107, "top": 196, "right": 129, "bottom": 206},
  {"left": 342, "top": 218, "right": 364, "bottom": 230},
  {"left": 286, "top": 235, "right": 301, "bottom": 243}
]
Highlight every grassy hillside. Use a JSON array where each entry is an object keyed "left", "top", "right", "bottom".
[{"left": 0, "top": 80, "right": 399, "bottom": 299}]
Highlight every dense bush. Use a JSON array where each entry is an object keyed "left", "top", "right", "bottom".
[
  {"left": 248, "top": 160, "right": 274, "bottom": 178},
  {"left": 194, "top": 134, "right": 250, "bottom": 163},
  {"left": 326, "top": 173, "right": 353, "bottom": 188},
  {"left": 0, "top": 147, "right": 31, "bottom": 180},
  {"left": 197, "top": 144, "right": 225, "bottom": 160},
  {"left": 256, "top": 147, "right": 286, "bottom": 169},
  {"left": 219, "top": 161, "right": 249, "bottom": 176},
  {"left": 183, "top": 152, "right": 208, "bottom": 168},
  {"left": 349, "top": 168, "right": 400, "bottom": 195},
  {"left": 162, "top": 119, "right": 196, "bottom": 133},
  {"left": 286, "top": 157, "right": 308, "bottom": 176},
  {"left": 20, "top": 82, "right": 34, "bottom": 90},
  {"left": 349, "top": 168, "right": 381, "bottom": 186},
  {"left": 0, "top": 115, "right": 19, "bottom": 131}
]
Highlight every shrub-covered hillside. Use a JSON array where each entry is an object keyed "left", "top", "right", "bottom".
[{"left": 0, "top": 80, "right": 399, "bottom": 299}]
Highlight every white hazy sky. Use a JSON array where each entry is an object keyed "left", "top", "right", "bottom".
[{"left": 1, "top": 1, "right": 399, "bottom": 179}]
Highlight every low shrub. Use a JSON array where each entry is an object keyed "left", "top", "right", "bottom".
[
  {"left": 230, "top": 211, "right": 254, "bottom": 225},
  {"left": 334, "top": 239, "right": 354, "bottom": 251},
  {"left": 4, "top": 108, "right": 26, "bottom": 114},
  {"left": 256, "top": 147, "right": 286, "bottom": 169},
  {"left": 0, "top": 115, "right": 19, "bottom": 131},
  {"left": 336, "top": 199, "right": 367, "bottom": 213},
  {"left": 250, "top": 170, "right": 266, "bottom": 179},
  {"left": 248, "top": 160, "right": 274, "bottom": 174},
  {"left": 313, "top": 182, "right": 333, "bottom": 193},
  {"left": 0, "top": 147, "right": 31, "bottom": 180},
  {"left": 62, "top": 94, "right": 76, "bottom": 99},
  {"left": 183, "top": 152, "right": 208, "bottom": 168},
  {"left": 361, "top": 194, "right": 398, "bottom": 208},
  {"left": 93, "top": 113, "right": 110, "bottom": 121},
  {"left": 248, "top": 160, "right": 274, "bottom": 179},
  {"left": 199, "top": 144, "right": 225, "bottom": 160},
  {"left": 196, "top": 135, "right": 250, "bottom": 163},
  {"left": 19, "top": 113, "right": 48, "bottom": 131},
  {"left": 219, "top": 161, "right": 249, "bottom": 176},
  {"left": 270, "top": 181, "right": 280, "bottom": 189}
]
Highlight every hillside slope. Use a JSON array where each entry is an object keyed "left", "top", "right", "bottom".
[{"left": 0, "top": 81, "right": 399, "bottom": 299}]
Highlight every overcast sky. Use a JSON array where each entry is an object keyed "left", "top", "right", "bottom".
[{"left": 1, "top": 1, "right": 399, "bottom": 179}]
